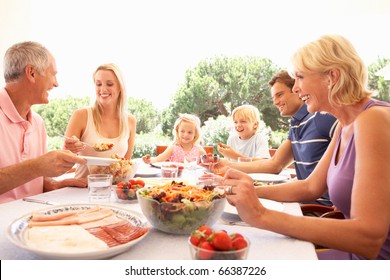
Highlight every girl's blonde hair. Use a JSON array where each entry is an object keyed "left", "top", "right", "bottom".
[
  {"left": 172, "top": 114, "right": 202, "bottom": 145},
  {"left": 290, "top": 34, "right": 372, "bottom": 107},
  {"left": 231, "top": 104, "right": 261, "bottom": 132},
  {"left": 91, "top": 63, "right": 128, "bottom": 135}
]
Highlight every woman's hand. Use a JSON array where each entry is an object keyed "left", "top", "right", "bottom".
[
  {"left": 63, "top": 135, "right": 85, "bottom": 154},
  {"left": 222, "top": 168, "right": 266, "bottom": 226}
]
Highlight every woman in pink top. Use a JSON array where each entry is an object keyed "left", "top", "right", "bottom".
[
  {"left": 218, "top": 35, "right": 390, "bottom": 260},
  {"left": 64, "top": 63, "right": 137, "bottom": 178},
  {"left": 142, "top": 114, "right": 206, "bottom": 164}
]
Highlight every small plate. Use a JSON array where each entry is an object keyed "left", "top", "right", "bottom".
[
  {"left": 224, "top": 198, "right": 284, "bottom": 215},
  {"left": 79, "top": 156, "right": 121, "bottom": 166},
  {"left": 7, "top": 204, "right": 150, "bottom": 260},
  {"left": 135, "top": 167, "right": 161, "bottom": 177},
  {"left": 248, "top": 173, "right": 289, "bottom": 183}
]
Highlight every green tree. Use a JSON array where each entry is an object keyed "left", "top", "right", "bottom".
[
  {"left": 33, "top": 96, "right": 90, "bottom": 136},
  {"left": 161, "top": 56, "right": 284, "bottom": 136},
  {"left": 128, "top": 97, "right": 159, "bottom": 134},
  {"left": 368, "top": 57, "right": 390, "bottom": 102}
]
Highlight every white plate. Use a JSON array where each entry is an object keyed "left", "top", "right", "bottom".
[
  {"left": 7, "top": 204, "right": 150, "bottom": 260},
  {"left": 79, "top": 156, "right": 121, "bottom": 166},
  {"left": 135, "top": 167, "right": 161, "bottom": 177},
  {"left": 224, "top": 198, "right": 284, "bottom": 215},
  {"left": 248, "top": 173, "right": 289, "bottom": 183}
]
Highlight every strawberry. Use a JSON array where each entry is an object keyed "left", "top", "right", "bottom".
[
  {"left": 134, "top": 179, "right": 145, "bottom": 187},
  {"left": 198, "top": 241, "right": 215, "bottom": 260},
  {"left": 211, "top": 230, "right": 232, "bottom": 251},
  {"left": 232, "top": 237, "right": 247, "bottom": 250},
  {"left": 230, "top": 233, "right": 244, "bottom": 241},
  {"left": 197, "top": 225, "right": 212, "bottom": 239},
  {"left": 189, "top": 225, "right": 211, "bottom": 246}
]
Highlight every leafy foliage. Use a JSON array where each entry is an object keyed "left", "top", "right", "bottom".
[
  {"left": 161, "top": 56, "right": 283, "bottom": 137},
  {"left": 201, "top": 115, "right": 232, "bottom": 146},
  {"left": 368, "top": 57, "right": 390, "bottom": 102},
  {"left": 37, "top": 55, "right": 389, "bottom": 155},
  {"left": 128, "top": 97, "right": 160, "bottom": 134},
  {"left": 33, "top": 96, "right": 91, "bottom": 136}
]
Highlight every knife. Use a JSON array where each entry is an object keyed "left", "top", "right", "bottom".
[
  {"left": 150, "top": 164, "right": 161, "bottom": 169},
  {"left": 23, "top": 198, "right": 58, "bottom": 205}
]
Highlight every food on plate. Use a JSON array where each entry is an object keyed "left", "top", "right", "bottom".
[
  {"left": 137, "top": 181, "right": 226, "bottom": 234},
  {"left": 26, "top": 206, "right": 150, "bottom": 253},
  {"left": 27, "top": 225, "right": 109, "bottom": 253},
  {"left": 92, "top": 142, "right": 114, "bottom": 151},
  {"left": 89, "top": 154, "right": 138, "bottom": 184},
  {"left": 200, "top": 153, "right": 219, "bottom": 165},
  {"left": 188, "top": 225, "right": 250, "bottom": 260},
  {"left": 114, "top": 179, "right": 145, "bottom": 202}
]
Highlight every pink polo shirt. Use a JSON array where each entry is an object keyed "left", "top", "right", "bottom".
[{"left": 0, "top": 88, "right": 47, "bottom": 203}]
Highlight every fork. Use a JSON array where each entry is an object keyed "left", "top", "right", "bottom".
[{"left": 23, "top": 198, "right": 59, "bottom": 205}]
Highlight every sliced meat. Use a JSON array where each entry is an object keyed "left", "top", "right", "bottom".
[{"left": 87, "top": 227, "right": 122, "bottom": 247}]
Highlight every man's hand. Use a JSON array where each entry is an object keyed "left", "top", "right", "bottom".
[{"left": 37, "top": 150, "right": 86, "bottom": 177}]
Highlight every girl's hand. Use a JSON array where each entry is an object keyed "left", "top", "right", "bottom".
[{"left": 142, "top": 154, "right": 152, "bottom": 164}]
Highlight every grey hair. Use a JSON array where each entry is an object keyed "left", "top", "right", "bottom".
[{"left": 3, "top": 41, "right": 50, "bottom": 82}]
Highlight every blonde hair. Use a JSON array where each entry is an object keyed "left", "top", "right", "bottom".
[
  {"left": 290, "top": 34, "right": 372, "bottom": 107},
  {"left": 231, "top": 104, "right": 261, "bottom": 132},
  {"left": 172, "top": 114, "right": 202, "bottom": 145},
  {"left": 91, "top": 63, "right": 128, "bottom": 135}
]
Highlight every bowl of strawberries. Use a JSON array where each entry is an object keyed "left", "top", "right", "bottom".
[
  {"left": 114, "top": 179, "right": 145, "bottom": 203},
  {"left": 188, "top": 225, "right": 250, "bottom": 260}
]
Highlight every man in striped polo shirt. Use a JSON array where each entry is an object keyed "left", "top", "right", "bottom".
[{"left": 210, "top": 70, "right": 337, "bottom": 206}]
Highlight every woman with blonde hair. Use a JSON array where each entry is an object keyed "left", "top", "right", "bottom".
[
  {"left": 221, "top": 35, "right": 390, "bottom": 259},
  {"left": 64, "top": 63, "right": 136, "bottom": 178}
]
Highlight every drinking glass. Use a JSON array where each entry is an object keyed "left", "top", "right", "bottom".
[
  {"left": 161, "top": 162, "right": 178, "bottom": 178},
  {"left": 87, "top": 174, "right": 113, "bottom": 203}
]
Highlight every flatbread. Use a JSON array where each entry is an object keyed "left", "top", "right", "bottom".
[{"left": 26, "top": 225, "right": 109, "bottom": 253}]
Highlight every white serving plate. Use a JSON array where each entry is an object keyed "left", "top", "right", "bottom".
[
  {"left": 7, "top": 204, "right": 150, "bottom": 260},
  {"left": 79, "top": 156, "right": 121, "bottom": 166}
]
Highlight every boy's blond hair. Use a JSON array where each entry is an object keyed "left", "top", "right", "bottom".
[{"left": 231, "top": 104, "right": 261, "bottom": 132}]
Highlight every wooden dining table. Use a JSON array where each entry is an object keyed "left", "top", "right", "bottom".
[{"left": 0, "top": 162, "right": 317, "bottom": 260}]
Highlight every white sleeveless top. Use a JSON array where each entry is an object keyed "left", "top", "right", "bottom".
[{"left": 75, "top": 107, "right": 129, "bottom": 178}]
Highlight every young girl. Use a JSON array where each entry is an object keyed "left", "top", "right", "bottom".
[
  {"left": 142, "top": 114, "right": 206, "bottom": 164},
  {"left": 218, "top": 104, "right": 270, "bottom": 161}
]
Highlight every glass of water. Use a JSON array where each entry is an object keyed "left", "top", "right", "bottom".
[{"left": 87, "top": 174, "right": 113, "bottom": 203}]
